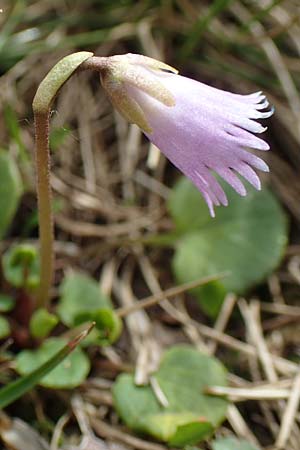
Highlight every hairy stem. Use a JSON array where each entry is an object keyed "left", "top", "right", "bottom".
[
  {"left": 33, "top": 51, "right": 94, "bottom": 308},
  {"left": 34, "top": 111, "right": 53, "bottom": 308}
]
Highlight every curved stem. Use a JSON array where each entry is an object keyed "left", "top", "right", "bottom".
[
  {"left": 34, "top": 111, "right": 53, "bottom": 308},
  {"left": 33, "top": 51, "right": 94, "bottom": 308}
]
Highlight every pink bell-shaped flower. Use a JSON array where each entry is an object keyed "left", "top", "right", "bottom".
[{"left": 101, "top": 53, "right": 273, "bottom": 216}]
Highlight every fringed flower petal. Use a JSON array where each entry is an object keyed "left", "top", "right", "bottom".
[{"left": 100, "top": 53, "right": 274, "bottom": 216}]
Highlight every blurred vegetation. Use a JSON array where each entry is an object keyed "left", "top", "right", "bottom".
[{"left": 1, "top": 1, "right": 300, "bottom": 449}]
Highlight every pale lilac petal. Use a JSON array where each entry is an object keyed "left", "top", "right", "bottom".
[
  {"left": 231, "top": 163, "right": 262, "bottom": 190},
  {"left": 226, "top": 125, "right": 270, "bottom": 150},
  {"left": 196, "top": 169, "right": 228, "bottom": 206},
  {"left": 117, "top": 60, "right": 273, "bottom": 216},
  {"left": 255, "top": 99, "right": 269, "bottom": 110},
  {"left": 202, "top": 192, "right": 216, "bottom": 218},
  {"left": 236, "top": 148, "right": 270, "bottom": 172},
  {"left": 213, "top": 167, "right": 247, "bottom": 197}
]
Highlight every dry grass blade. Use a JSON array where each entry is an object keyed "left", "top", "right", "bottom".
[
  {"left": 205, "top": 385, "right": 291, "bottom": 401},
  {"left": 90, "top": 417, "right": 167, "bottom": 450},
  {"left": 226, "top": 405, "right": 261, "bottom": 448},
  {"left": 116, "top": 272, "right": 229, "bottom": 317},
  {"left": 208, "top": 293, "right": 237, "bottom": 354},
  {"left": 275, "top": 370, "right": 300, "bottom": 449},
  {"left": 239, "top": 300, "right": 278, "bottom": 382}
]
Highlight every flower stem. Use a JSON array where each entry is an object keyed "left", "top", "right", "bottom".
[
  {"left": 33, "top": 52, "right": 94, "bottom": 308},
  {"left": 34, "top": 111, "right": 53, "bottom": 308}
]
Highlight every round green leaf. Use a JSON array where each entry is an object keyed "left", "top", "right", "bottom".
[
  {"left": 57, "top": 272, "right": 112, "bottom": 327},
  {"left": 0, "top": 150, "right": 23, "bottom": 238},
  {"left": 113, "top": 345, "right": 228, "bottom": 446},
  {"left": 2, "top": 244, "right": 40, "bottom": 289},
  {"left": 170, "top": 178, "right": 288, "bottom": 316},
  {"left": 16, "top": 337, "right": 90, "bottom": 388},
  {"left": 29, "top": 308, "right": 59, "bottom": 339},
  {"left": 0, "top": 316, "right": 11, "bottom": 339}
]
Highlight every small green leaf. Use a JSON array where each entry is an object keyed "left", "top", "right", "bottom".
[
  {"left": 2, "top": 244, "right": 40, "bottom": 289},
  {"left": 0, "top": 316, "right": 10, "bottom": 339},
  {"left": 16, "top": 337, "right": 90, "bottom": 388},
  {"left": 212, "top": 437, "right": 260, "bottom": 450},
  {"left": 57, "top": 272, "right": 121, "bottom": 345},
  {"left": 113, "top": 345, "right": 228, "bottom": 446},
  {"left": 170, "top": 178, "right": 288, "bottom": 316},
  {"left": 0, "top": 324, "right": 93, "bottom": 408},
  {"left": 29, "top": 308, "right": 59, "bottom": 339},
  {"left": 75, "top": 308, "right": 122, "bottom": 345},
  {"left": 0, "top": 150, "right": 23, "bottom": 238},
  {"left": 57, "top": 272, "right": 112, "bottom": 327},
  {"left": 0, "top": 294, "right": 15, "bottom": 312}
]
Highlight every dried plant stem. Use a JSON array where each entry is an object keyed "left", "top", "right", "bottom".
[
  {"left": 116, "top": 272, "right": 229, "bottom": 317},
  {"left": 89, "top": 416, "right": 166, "bottom": 450},
  {"left": 205, "top": 385, "right": 291, "bottom": 401},
  {"left": 275, "top": 370, "right": 300, "bottom": 449},
  {"left": 34, "top": 111, "right": 53, "bottom": 308}
]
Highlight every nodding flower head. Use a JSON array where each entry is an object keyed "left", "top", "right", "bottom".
[{"left": 100, "top": 53, "right": 273, "bottom": 217}]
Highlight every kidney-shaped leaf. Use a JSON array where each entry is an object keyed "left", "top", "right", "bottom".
[
  {"left": 57, "top": 272, "right": 112, "bottom": 326},
  {"left": 57, "top": 272, "right": 121, "bottom": 345},
  {"left": 113, "top": 345, "right": 228, "bottom": 446},
  {"left": 170, "top": 178, "right": 288, "bottom": 316},
  {"left": 16, "top": 337, "right": 90, "bottom": 388}
]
